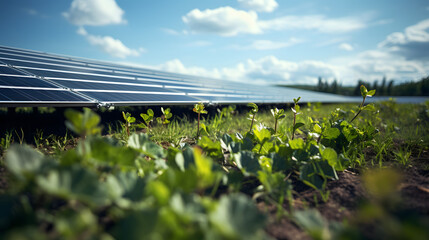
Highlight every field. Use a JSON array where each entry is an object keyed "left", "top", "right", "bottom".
[{"left": 1, "top": 92, "right": 429, "bottom": 239}]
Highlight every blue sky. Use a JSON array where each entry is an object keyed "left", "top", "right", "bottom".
[{"left": 1, "top": 0, "right": 429, "bottom": 86}]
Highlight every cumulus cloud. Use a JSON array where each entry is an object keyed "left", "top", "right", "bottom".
[
  {"left": 182, "top": 7, "right": 261, "bottom": 36},
  {"left": 234, "top": 38, "right": 302, "bottom": 50},
  {"left": 378, "top": 18, "right": 429, "bottom": 60},
  {"left": 155, "top": 50, "right": 428, "bottom": 86},
  {"left": 183, "top": 6, "right": 368, "bottom": 36},
  {"left": 259, "top": 15, "right": 366, "bottom": 33},
  {"left": 339, "top": 43, "right": 354, "bottom": 51},
  {"left": 63, "top": 0, "right": 126, "bottom": 26},
  {"left": 156, "top": 56, "right": 340, "bottom": 85},
  {"left": 77, "top": 27, "right": 143, "bottom": 58},
  {"left": 237, "top": 0, "right": 278, "bottom": 13}
]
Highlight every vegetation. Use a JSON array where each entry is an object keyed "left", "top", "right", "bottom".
[
  {"left": 1, "top": 88, "right": 429, "bottom": 239},
  {"left": 282, "top": 76, "right": 429, "bottom": 96}
]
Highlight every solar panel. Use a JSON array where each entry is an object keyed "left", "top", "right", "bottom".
[{"left": 0, "top": 45, "right": 351, "bottom": 107}]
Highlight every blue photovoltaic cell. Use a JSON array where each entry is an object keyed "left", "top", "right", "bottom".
[
  {"left": 81, "top": 91, "right": 200, "bottom": 103},
  {"left": 0, "top": 45, "right": 355, "bottom": 107},
  {"left": 55, "top": 80, "right": 173, "bottom": 92},
  {"left": 0, "top": 66, "right": 27, "bottom": 76},
  {"left": 0, "top": 88, "right": 90, "bottom": 102},
  {"left": 0, "top": 76, "right": 57, "bottom": 88}
]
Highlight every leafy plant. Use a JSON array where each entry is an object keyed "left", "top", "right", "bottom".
[
  {"left": 247, "top": 103, "right": 258, "bottom": 132},
  {"left": 122, "top": 111, "right": 136, "bottom": 137},
  {"left": 351, "top": 85, "right": 376, "bottom": 123},
  {"left": 291, "top": 97, "right": 304, "bottom": 140},
  {"left": 65, "top": 108, "right": 102, "bottom": 138},
  {"left": 156, "top": 107, "right": 173, "bottom": 126},
  {"left": 140, "top": 108, "right": 154, "bottom": 129},
  {"left": 270, "top": 107, "right": 285, "bottom": 134},
  {"left": 193, "top": 102, "right": 207, "bottom": 138}
]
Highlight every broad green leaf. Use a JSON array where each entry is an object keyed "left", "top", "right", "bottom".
[
  {"left": 182, "top": 147, "right": 195, "bottom": 169},
  {"left": 363, "top": 104, "right": 376, "bottom": 111},
  {"left": 128, "top": 133, "right": 166, "bottom": 159},
  {"left": 253, "top": 127, "right": 271, "bottom": 144},
  {"left": 320, "top": 147, "right": 338, "bottom": 167},
  {"left": 314, "top": 124, "right": 322, "bottom": 134},
  {"left": 220, "top": 133, "right": 233, "bottom": 150},
  {"left": 367, "top": 89, "right": 376, "bottom": 97},
  {"left": 198, "top": 136, "right": 223, "bottom": 160},
  {"left": 253, "top": 141, "right": 274, "bottom": 155},
  {"left": 233, "top": 151, "right": 261, "bottom": 176},
  {"left": 146, "top": 181, "right": 170, "bottom": 205},
  {"left": 106, "top": 171, "right": 146, "bottom": 205},
  {"left": 194, "top": 147, "right": 216, "bottom": 188},
  {"left": 318, "top": 160, "right": 338, "bottom": 180},
  {"left": 289, "top": 138, "right": 305, "bottom": 150},
  {"left": 293, "top": 122, "right": 305, "bottom": 132},
  {"left": 5, "top": 144, "right": 55, "bottom": 182},
  {"left": 271, "top": 152, "right": 292, "bottom": 172},
  {"left": 54, "top": 208, "right": 97, "bottom": 238},
  {"left": 209, "top": 194, "right": 267, "bottom": 239},
  {"left": 158, "top": 168, "right": 198, "bottom": 193},
  {"left": 322, "top": 127, "right": 340, "bottom": 140},
  {"left": 65, "top": 108, "right": 101, "bottom": 136},
  {"left": 36, "top": 165, "right": 111, "bottom": 206},
  {"left": 300, "top": 163, "right": 325, "bottom": 190},
  {"left": 111, "top": 209, "right": 159, "bottom": 240},
  {"left": 88, "top": 138, "right": 137, "bottom": 168}
]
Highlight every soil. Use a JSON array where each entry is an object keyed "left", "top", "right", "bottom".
[{"left": 262, "top": 164, "right": 429, "bottom": 240}]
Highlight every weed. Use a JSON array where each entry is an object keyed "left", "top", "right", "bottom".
[
  {"left": 247, "top": 102, "right": 258, "bottom": 132},
  {"left": 193, "top": 102, "right": 207, "bottom": 139}
]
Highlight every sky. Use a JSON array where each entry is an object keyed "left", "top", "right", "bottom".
[{"left": 0, "top": 0, "right": 429, "bottom": 86}]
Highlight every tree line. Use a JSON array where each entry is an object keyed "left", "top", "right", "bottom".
[{"left": 282, "top": 76, "right": 429, "bottom": 96}]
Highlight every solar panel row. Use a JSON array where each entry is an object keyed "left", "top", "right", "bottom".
[{"left": 0, "top": 45, "right": 350, "bottom": 107}]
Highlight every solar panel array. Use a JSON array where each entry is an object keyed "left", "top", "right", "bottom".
[{"left": 0, "top": 45, "right": 350, "bottom": 107}]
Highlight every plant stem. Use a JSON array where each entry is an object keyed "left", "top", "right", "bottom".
[
  {"left": 249, "top": 113, "right": 255, "bottom": 132},
  {"left": 292, "top": 113, "right": 296, "bottom": 140},
  {"left": 350, "top": 96, "right": 366, "bottom": 123},
  {"left": 274, "top": 119, "right": 278, "bottom": 134},
  {"left": 197, "top": 113, "right": 200, "bottom": 138}
]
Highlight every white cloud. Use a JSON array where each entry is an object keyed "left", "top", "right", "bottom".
[
  {"left": 77, "top": 27, "right": 143, "bottom": 59},
  {"left": 154, "top": 50, "right": 428, "bottom": 86},
  {"left": 182, "top": 7, "right": 262, "bottom": 36},
  {"left": 183, "top": 6, "right": 368, "bottom": 36},
  {"left": 156, "top": 56, "right": 341, "bottom": 85},
  {"left": 63, "top": 0, "right": 126, "bottom": 26},
  {"left": 329, "top": 49, "right": 429, "bottom": 84},
  {"left": 259, "top": 15, "right": 366, "bottom": 33},
  {"left": 234, "top": 38, "right": 302, "bottom": 50},
  {"left": 379, "top": 18, "right": 429, "bottom": 60},
  {"left": 162, "top": 28, "right": 180, "bottom": 35},
  {"left": 159, "top": 59, "right": 223, "bottom": 79},
  {"left": 339, "top": 43, "right": 354, "bottom": 51},
  {"left": 238, "top": 0, "right": 278, "bottom": 13}
]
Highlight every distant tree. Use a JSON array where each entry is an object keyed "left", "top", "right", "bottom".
[
  {"left": 372, "top": 80, "right": 378, "bottom": 92},
  {"left": 318, "top": 77, "right": 323, "bottom": 91},
  {"left": 331, "top": 79, "right": 338, "bottom": 94},
  {"left": 421, "top": 77, "right": 429, "bottom": 96},
  {"left": 380, "top": 76, "right": 386, "bottom": 95},
  {"left": 387, "top": 80, "right": 394, "bottom": 95},
  {"left": 354, "top": 80, "right": 364, "bottom": 95}
]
